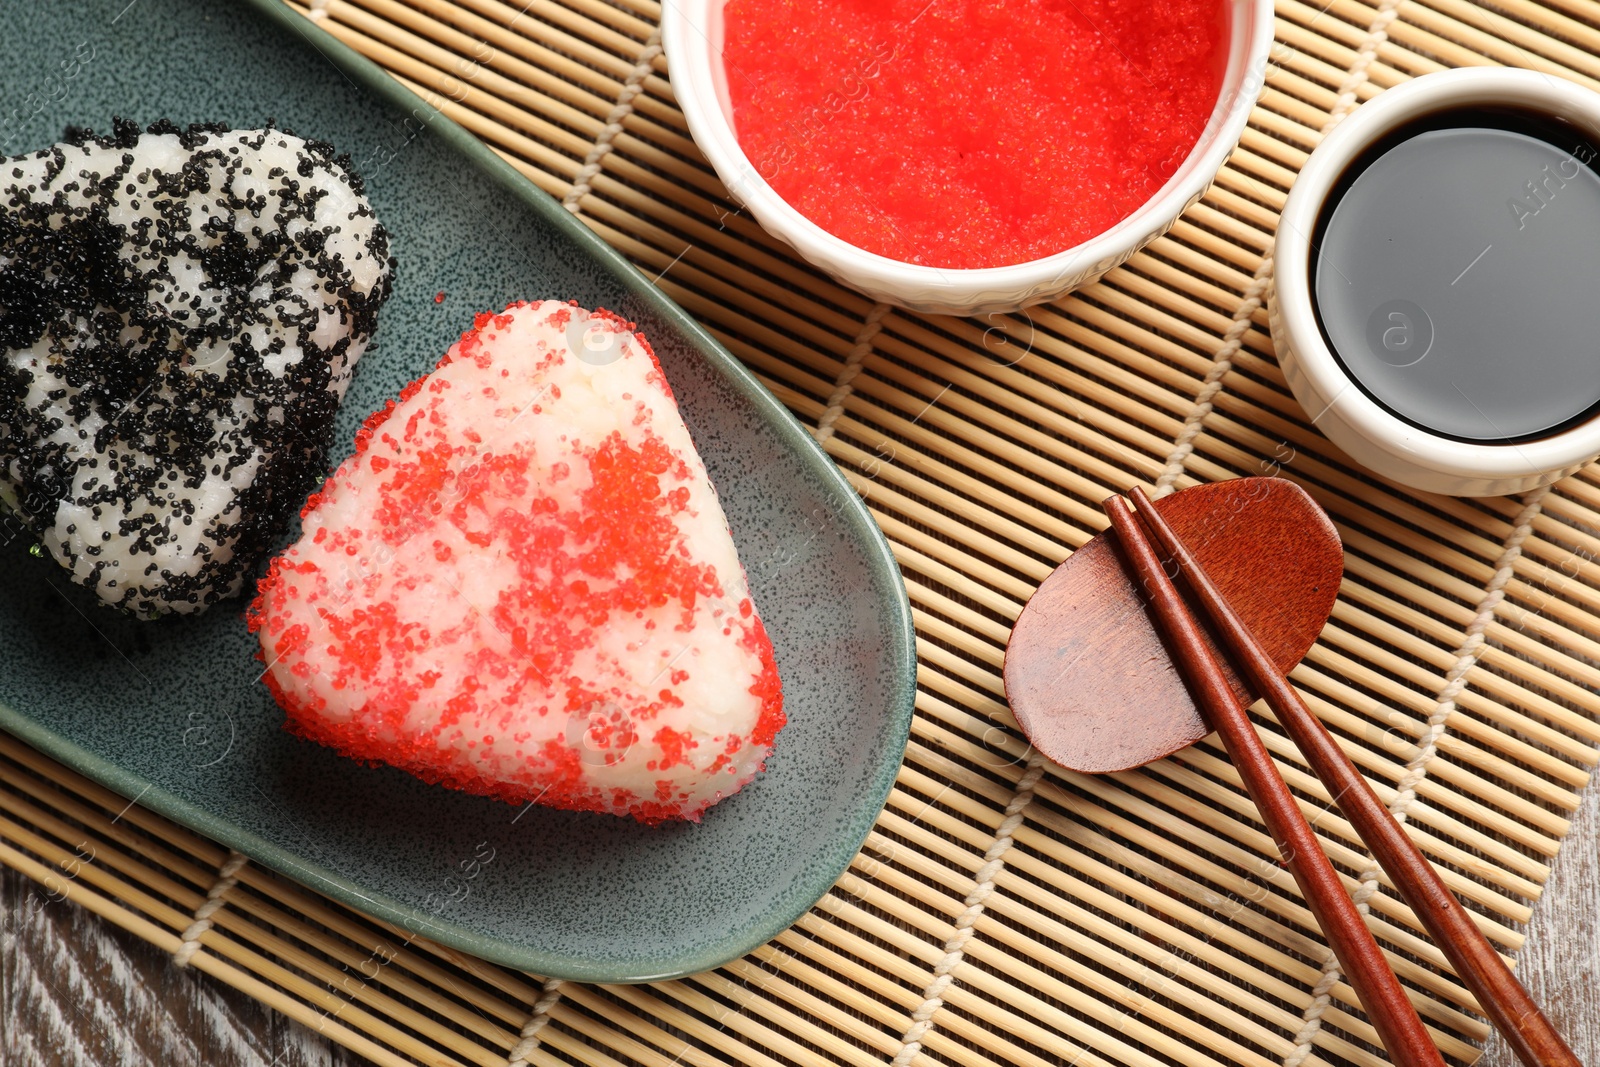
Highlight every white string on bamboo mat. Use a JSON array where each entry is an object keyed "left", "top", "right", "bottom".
[
  {"left": 1390, "top": 488, "right": 1549, "bottom": 828},
  {"left": 1153, "top": 0, "right": 1401, "bottom": 500},
  {"left": 172, "top": 850, "right": 250, "bottom": 968},
  {"left": 506, "top": 978, "right": 565, "bottom": 1067},
  {"left": 814, "top": 303, "right": 893, "bottom": 445},
  {"left": 1151, "top": 256, "right": 1274, "bottom": 498},
  {"left": 563, "top": 29, "right": 663, "bottom": 215},
  {"left": 888, "top": 755, "right": 1047, "bottom": 1067}
]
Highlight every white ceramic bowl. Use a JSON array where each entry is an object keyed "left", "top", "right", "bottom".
[
  {"left": 1270, "top": 68, "right": 1600, "bottom": 498},
  {"left": 663, "top": 0, "right": 1275, "bottom": 317}
]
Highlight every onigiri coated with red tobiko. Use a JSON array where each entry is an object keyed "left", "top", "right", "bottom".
[{"left": 248, "top": 300, "right": 784, "bottom": 824}]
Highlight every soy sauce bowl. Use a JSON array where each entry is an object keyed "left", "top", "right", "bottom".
[
  {"left": 1271, "top": 68, "right": 1600, "bottom": 498},
  {"left": 663, "top": 0, "right": 1274, "bottom": 317}
]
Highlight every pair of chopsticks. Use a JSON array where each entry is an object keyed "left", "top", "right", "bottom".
[{"left": 1103, "top": 486, "right": 1577, "bottom": 1067}]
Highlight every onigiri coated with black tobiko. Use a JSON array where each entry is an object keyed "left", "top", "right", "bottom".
[{"left": 0, "top": 119, "right": 393, "bottom": 617}]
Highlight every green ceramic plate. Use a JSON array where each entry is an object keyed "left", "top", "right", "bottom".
[{"left": 0, "top": 0, "right": 915, "bottom": 982}]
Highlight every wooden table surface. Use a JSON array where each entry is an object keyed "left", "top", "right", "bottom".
[{"left": 3, "top": 777, "right": 1595, "bottom": 1067}]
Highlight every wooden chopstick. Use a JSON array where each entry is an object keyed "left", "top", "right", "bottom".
[
  {"left": 1124, "top": 485, "right": 1581, "bottom": 1067},
  {"left": 1101, "top": 493, "right": 1448, "bottom": 1067}
]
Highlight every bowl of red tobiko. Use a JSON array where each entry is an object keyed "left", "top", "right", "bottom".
[{"left": 664, "top": 0, "right": 1275, "bottom": 317}]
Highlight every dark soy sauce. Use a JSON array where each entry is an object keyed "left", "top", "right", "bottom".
[{"left": 1313, "top": 107, "right": 1600, "bottom": 442}]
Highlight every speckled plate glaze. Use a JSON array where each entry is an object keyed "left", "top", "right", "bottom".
[{"left": 0, "top": 0, "right": 915, "bottom": 982}]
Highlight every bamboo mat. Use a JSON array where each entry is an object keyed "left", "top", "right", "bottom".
[{"left": 5, "top": 0, "right": 1600, "bottom": 1065}]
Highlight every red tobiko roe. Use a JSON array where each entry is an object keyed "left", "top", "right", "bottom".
[{"left": 722, "top": 0, "right": 1228, "bottom": 270}]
